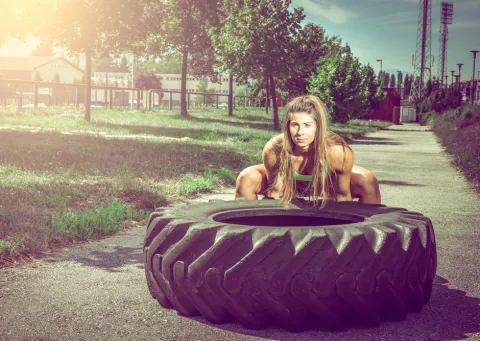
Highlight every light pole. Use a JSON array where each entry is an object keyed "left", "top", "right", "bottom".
[
  {"left": 471, "top": 50, "right": 479, "bottom": 104},
  {"left": 445, "top": 75, "right": 448, "bottom": 88},
  {"left": 450, "top": 70, "right": 456, "bottom": 89},
  {"left": 457, "top": 63, "right": 464, "bottom": 91}
]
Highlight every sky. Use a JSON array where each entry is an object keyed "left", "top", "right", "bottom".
[
  {"left": 292, "top": 0, "right": 480, "bottom": 81},
  {"left": 1, "top": 0, "right": 479, "bottom": 82}
]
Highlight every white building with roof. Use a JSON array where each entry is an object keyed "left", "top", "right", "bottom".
[{"left": 0, "top": 56, "right": 84, "bottom": 83}]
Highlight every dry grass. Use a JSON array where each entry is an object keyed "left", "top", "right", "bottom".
[{"left": 0, "top": 107, "right": 391, "bottom": 265}]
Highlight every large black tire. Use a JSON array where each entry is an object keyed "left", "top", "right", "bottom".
[{"left": 143, "top": 199, "right": 436, "bottom": 331}]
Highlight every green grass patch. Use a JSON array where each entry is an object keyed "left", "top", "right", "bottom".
[
  {"left": 0, "top": 237, "right": 26, "bottom": 261},
  {"left": 49, "top": 200, "right": 147, "bottom": 241},
  {"left": 178, "top": 167, "right": 238, "bottom": 196}
]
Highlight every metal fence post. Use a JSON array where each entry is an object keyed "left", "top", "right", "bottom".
[
  {"left": 169, "top": 91, "right": 172, "bottom": 111},
  {"left": 34, "top": 83, "right": 38, "bottom": 108},
  {"left": 109, "top": 89, "right": 113, "bottom": 110},
  {"left": 136, "top": 90, "right": 141, "bottom": 110},
  {"left": 75, "top": 86, "right": 79, "bottom": 108}
]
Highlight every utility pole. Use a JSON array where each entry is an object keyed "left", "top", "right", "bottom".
[
  {"left": 377, "top": 59, "right": 383, "bottom": 74},
  {"left": 457, "top": 63, "right": 464, "bottom": 91},
  {"left": 450, "top": 70, "right": 455, "bottom": 88},
  {"left": 411, "top": 0, "right": 433, "bottom": 99},
  {"left": 470, "top": 50, "right": 479, "bottom": 104}
]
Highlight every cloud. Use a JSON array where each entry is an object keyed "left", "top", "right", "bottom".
[{"left": 293, "top": 0, "right": 358, "bottom": 24}]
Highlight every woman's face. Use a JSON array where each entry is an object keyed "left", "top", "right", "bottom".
[{"left": 288, "top": 112, "right": 317, "bottom": 150}]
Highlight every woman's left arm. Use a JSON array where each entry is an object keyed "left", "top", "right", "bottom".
[{"left": 329, "top": 145, "right": 354, "bottom": 202}]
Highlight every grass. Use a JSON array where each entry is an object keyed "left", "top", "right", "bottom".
[
  {"left": 431, "top": 105, "right": 480, "bottom": 194},
  {"left": 0, "top": 106, "right": 391, "bottom": 265},
  {"left": 49, "top": 200, "right": 147, "bottom": 241}
]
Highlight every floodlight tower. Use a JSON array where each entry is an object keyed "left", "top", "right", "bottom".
[
  {"left": 410, "top": 0, "right": 433, "bottom": 99},
  {"left": 437, "top": 2, "right": 453, "bottom": 87}
]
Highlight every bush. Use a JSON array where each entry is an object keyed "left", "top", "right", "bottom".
[
  {"left": 455, "top": 104, "right": 480, "bottom": 128},
  {"left": 418, "top": 110, "right": 436, "bottom": 126},
  {"left": 416, "top": 89, "right": 462, "bottom": 114}
]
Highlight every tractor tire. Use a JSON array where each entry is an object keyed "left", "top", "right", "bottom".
[{"left": 143, "top": 199, "right": 436, "bottom": 331}]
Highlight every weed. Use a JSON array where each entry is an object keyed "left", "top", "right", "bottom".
[
  {"left": 179, "top": 174, "right": 214, "bottom": 195},
  {"left": 49, "top": 200, "right": 146, "bottom": 241},
  {"left": 0, "top": 236, "right": 26, "bottom": 259}
]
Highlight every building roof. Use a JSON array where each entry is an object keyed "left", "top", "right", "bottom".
[{"left": 0, "top": 56, "right": 84, "bottom": 73}]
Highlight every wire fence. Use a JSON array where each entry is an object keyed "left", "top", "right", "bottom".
[{"left": 0, "top": 79, "right": 267, "bottom": 111}]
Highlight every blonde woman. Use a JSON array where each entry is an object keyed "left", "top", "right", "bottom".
[{"left": 235, "top": 95, "right": 381, "bottom": 207}]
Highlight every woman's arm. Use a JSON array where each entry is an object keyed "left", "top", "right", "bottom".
[
  {"left": 328, "top": 145, "right": 354, "bottom": 201},
  {"left": 262, "top": 136, "right": 283, "bottom": 198}
]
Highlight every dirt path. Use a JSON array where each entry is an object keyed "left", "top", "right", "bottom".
[{"left": 1, "top": 124, "right": 479, "bottom": 341}]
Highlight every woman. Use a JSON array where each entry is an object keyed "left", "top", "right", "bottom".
[{"left": 235, "top": 95, "right": 381, "bottom": 207}]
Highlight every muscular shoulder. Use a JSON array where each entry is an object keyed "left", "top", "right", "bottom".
[
  {"left": 327, "top": 143, "right": 353, "bottom": 173},
  {"left": 262, "top": 134, "right": 283, "bottom": 168}
]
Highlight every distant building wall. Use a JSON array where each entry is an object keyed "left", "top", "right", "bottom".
[
  {"left": 34, "top": 59, "right": 84, "bottom": 83},
  {"left": 370, "top": 88, "right": 401, "bottom": 122},
  {"left": 0, "top": 70, "right": 31, "bottom": 80}
]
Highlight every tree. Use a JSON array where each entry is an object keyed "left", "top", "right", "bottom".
[
  {"left": 389, "top": 74, "right": 396, "bottom": 88},
  {"left": 27, "top": 0, "right": 153, "bottom": 121},
  {"left": 309, "top": 43, "right": 366, "bottom": 123},
  {"left": 209, "top": 0, "right": 305, "bottom": 129},
  {"left": 138, "top": 54, "right": 182, "bottom": 74},
  {"left": 34, "top": 71, "right": 43, "bottom": 82},
  {"left": 139, "top": 0, "right": 218, "bottom": 117},
  {"left": 359, "top": 63, "right": 384, "bottom": 117},
  {"left": 277, "top": 23, "right": 330, "bottom": 100},
  {"left": 383, "top": 72, "right": 390, "bottom": 88},
  {"left": 118, "top": 55, "right": 131, "bottom": 73},
  {"left": 0, "top": 1, "right": 33, "bottom": 44},
  {"left": 195, "top": 79, "right": 215, "bottom": 106},
  {"left": 404, "top": 74, "right": 412, "bottom": 97},
  {"left": 30, "top": 40, "right": 55, "bottom": 56},
  {"left": 397, "top": 71, "right": 403, "bottom": 95},
  {"left": 52, "top": 72, "right": 60, "bottom": 82},
  {"left": 135, "top": 71, "right": 161, "bottom": 90}
]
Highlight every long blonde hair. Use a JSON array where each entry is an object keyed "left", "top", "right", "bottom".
[{"left": 271, "top": 95, "right": 351, "bottom": 208}]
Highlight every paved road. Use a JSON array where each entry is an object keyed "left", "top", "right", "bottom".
[{"left": 1, "top": 124, "right": 479, "bottom": 341}]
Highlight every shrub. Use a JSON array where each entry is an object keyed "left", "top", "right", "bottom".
[
  {"left": 418, "top": 110, "right": 436, "bottom": 126},
  {"left": 417, "top": 89, "right": 462, "bottom": 114},
  {"left": 179, "top": 174, "right": 214, "bottom": 195}
]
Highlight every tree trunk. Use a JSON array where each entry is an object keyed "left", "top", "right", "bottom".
[
  {"left": 228, "top": 71, "right": 233, "bottom": 116},
  {"left": 265, "top": 71, "right": 270, "bottom": 114},
  {"left": 85, "top": 49, "right": 92, "bottom": 121},
  {"left": 180, "top": 48, "right": 189, "bottom": 117},
  {"left": 269, "top": 74, "right": 279, "bottom": 131}
]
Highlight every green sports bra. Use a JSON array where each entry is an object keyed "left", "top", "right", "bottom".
[{"left": 293, "top": 164, "right": 328, "bottom": 182}]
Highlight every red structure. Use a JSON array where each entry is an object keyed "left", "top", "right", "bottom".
[{"left": 370, "top": 88, "right": 401, "bottom": 123}]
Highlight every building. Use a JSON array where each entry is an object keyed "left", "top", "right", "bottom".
[
  {"left": 370, "top": 88, "right": 402, "bottom": 123},
  {"left": 0, "top": 56, "right": 84, "bottom": 83}
]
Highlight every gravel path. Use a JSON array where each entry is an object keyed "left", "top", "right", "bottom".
[{"left": 1, "top": 123, "right": 479, "bottom": 341}]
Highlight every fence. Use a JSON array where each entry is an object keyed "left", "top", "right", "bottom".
[{"left": 0, "top": 79, "right": 266, "bottom": 111}]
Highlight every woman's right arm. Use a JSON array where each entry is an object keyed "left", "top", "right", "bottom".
[{"left": 262, "top": 136, "right": 283, "bottom": 198}]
